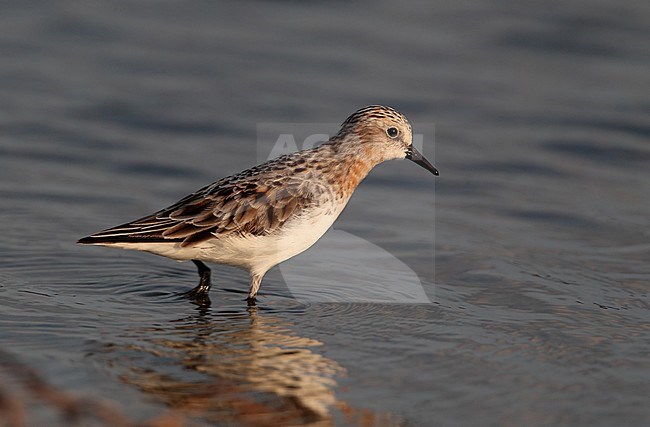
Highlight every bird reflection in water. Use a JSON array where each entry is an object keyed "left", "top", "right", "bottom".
[{"left": 106, "top": 305, "right": 398, "bottom": 426}]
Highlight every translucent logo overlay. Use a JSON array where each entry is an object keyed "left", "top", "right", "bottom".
[{"left": 256, "top": 122, "right": 436, "bottom": 303}]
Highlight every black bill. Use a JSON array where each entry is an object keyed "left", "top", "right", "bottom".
[{"left": 406, "top": 146, "right": 439, "bottom": 176}]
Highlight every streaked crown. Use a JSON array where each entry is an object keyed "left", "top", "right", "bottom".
[{"left": 340, "top": 105, "right": 411, "bottom": 130}]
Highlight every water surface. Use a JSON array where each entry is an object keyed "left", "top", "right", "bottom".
[{"left": 0, "top": 0, "right": 648, "bottom": 425}]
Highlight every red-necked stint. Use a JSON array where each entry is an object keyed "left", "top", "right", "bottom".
[{"left": 78, "top": 105, "right": 439, "bottom": 305}]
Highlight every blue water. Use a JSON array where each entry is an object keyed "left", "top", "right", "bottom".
[{"left": 1, "top": 1, "right": 648, "bottom": 425}]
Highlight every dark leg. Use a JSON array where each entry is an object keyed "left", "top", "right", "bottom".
[{"left": 185, "top": 260, "right": 212, "bottom": 301}]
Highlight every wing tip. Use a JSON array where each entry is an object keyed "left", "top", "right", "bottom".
[
  {"left": 77, "top": 234, "right": 119, "bottom": 245},
  {"left": 77, "top": 236, "right": 92, "bottom": 244},
  {"left": 77, "top": 233, "right": 182, "bottom": 245}
]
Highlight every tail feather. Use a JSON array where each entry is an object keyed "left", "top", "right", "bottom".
[{"left": 78, "top": 218, "right": 183, "bottom": 245}]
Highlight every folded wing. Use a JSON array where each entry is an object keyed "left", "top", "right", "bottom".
[{"left": 78, "top": 174, "right": 317, "bottom": 247}]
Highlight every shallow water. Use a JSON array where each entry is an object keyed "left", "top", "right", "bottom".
[{"left": 1, "top": 0, "right": 649, "bottom": 426}]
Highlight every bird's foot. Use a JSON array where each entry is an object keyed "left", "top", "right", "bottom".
[
  {"left": 245, "top": 296, "right": 257, "bottom": 307},
  {"left": 184, "top": 283, "right": 212, "bottom": 307}
]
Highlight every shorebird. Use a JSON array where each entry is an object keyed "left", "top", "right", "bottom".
[{"left": 78, "top": 105, "right": 438, "bottom": 304}]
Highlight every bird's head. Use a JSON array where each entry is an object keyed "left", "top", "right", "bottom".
[{"left": 335, "top": 105, "right": 439, "bottom": 175}]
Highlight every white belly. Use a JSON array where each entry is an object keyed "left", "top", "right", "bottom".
[
  {"left": 204, "top": 208, "right": 342, "bottom": 275},
  {"left": 106, "top": 204, "right": 345, "bottom": 276}
]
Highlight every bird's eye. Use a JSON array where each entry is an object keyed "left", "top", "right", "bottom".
[{"left": 386, "top": 127, "right": 399, "bottom": 138}]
